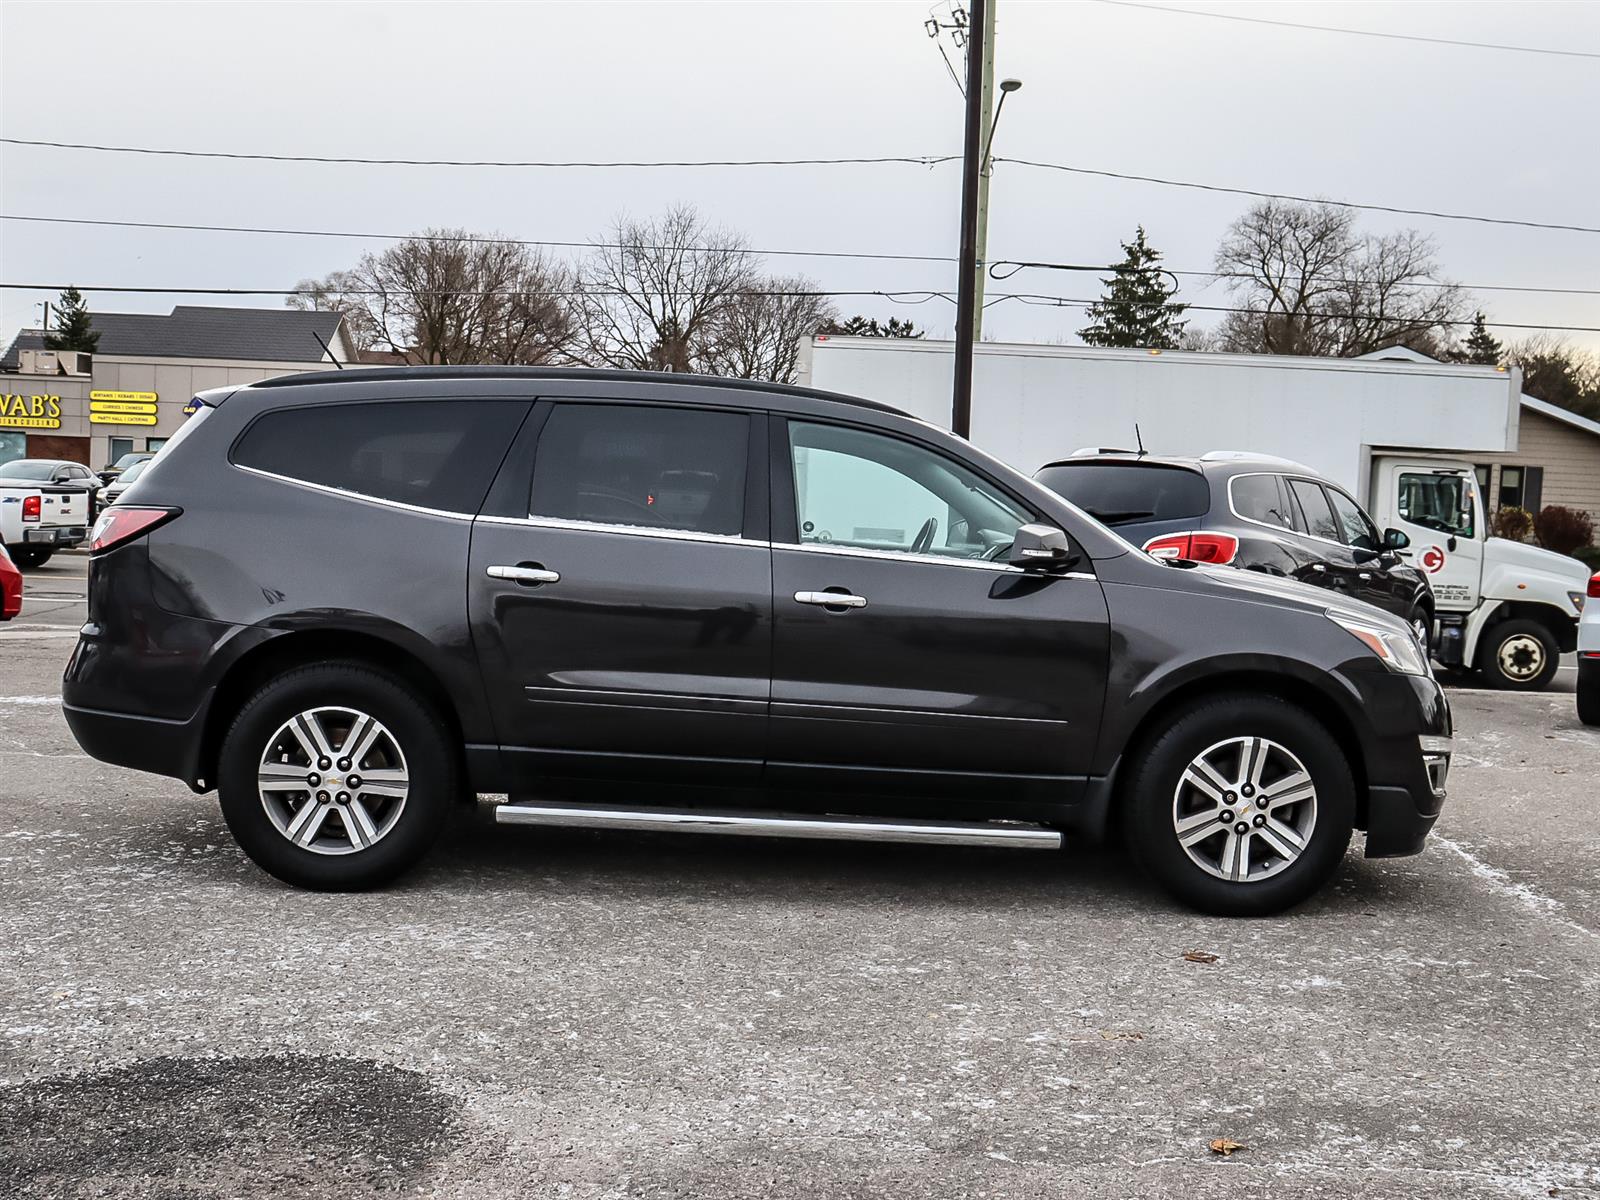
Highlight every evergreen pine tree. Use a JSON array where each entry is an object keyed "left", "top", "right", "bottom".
[
  {"left": 1461, "top": 312, "right": 1502, "bottom": 365},
  {"left": 43, "top": 286, "right": 101, "bottom": 353},
  {"left": 1078, "top": 227, "right": 1187, "bottom": 349},
  {"left": 818, "top": 315, "right": 925, "bottom": 339}
]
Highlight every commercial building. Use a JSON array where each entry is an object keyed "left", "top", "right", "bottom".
[{"left": 0, "top": 306, "right": 354, "bottom": 468}]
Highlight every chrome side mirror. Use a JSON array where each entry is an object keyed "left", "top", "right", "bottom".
[{"left": 1009, "top": 523, "right": 1073, "bottom": 568}]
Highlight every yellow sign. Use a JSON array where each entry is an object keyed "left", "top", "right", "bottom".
[
  {"left": 89, "top": 412, "right": 159, "bottom": 427},
  {"left": 90, "top": 390, "right": 159, "bottom": 404},
  {"left": 1, "top": 393, "right": 62, "bottom": 430},
  {"left": 90, "top": 400, "right": 159, "bottom": 415}
]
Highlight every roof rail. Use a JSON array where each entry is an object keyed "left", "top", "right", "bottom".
[{"left": 1200, "top": 449, "right": 1318, "bottom": 472}]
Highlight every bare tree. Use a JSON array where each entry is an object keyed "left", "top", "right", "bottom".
[
  {"left": 695, "top": 278, "right": 837, "bottom": 383},
  {"left": 1213, "top": 201, "right": 1466, "bottom": 357},
  {"left": 289, "top": 230, "right": 573, "bottom": 364},
  {"left": 573, "top": 205, "right": 758, "bottom": 372},
  {"left": 286, "top": 270, "right": 382, "bottom": 352}
]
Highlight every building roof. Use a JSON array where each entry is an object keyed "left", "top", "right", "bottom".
[
  {"left": 1521, "top": 393, "right": 1600, "bottom": 440},
  {"left": 1, "top": 305, "right": 347, "bottom": 370}
]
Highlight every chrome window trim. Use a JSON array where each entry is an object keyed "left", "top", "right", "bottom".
[
  {"left": 232, "top": 464, "right": 475, "bottom": 522},
  {"left": 1227, "top": 471, "right": 1351, "bottom": 551},
  {"left": 479, "top": 512, "right": 768, "bottom": 547}
]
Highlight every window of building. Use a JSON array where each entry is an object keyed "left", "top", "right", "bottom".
[
  {"left": 1286, "top": 479, "right": 1341, "bottom": 542},
  {"left": 1228, "top": 473, "right": 1294, "bottom": 530},
  {"left": 1474, "top": 464, "right": 1492, "bottom": 493},
  {"left": 145, "top": 437, "right": 168, "bottom": 453},
  {"left": 1496, "top": 464, "right": 1543, "bottom": 513},
  {"left": 788, "top": 421, "right": 1030, "bottom": 559},
  {"left": 530, "top": 404, "right": 748, "bottom": 536},
  {"left": 232, "top": 400, "right": 529, "bottom": 513},
  {"left": 109, "top": 437, "right": 135, "bottom": 465}
]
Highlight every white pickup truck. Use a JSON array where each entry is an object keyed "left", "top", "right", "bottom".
[{"left": 0, "top": 476, "right": 91, "bottom": 568}]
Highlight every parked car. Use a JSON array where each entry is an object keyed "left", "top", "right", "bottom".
[
  {"left": 100, "top": 457, "right": 151, "bottom": 506},
  {"left": 0, "top": 542, "right": 21, "bottom": 621},
  {"left": 98, "top": 451, "right": 156, "bottom": 486},
  {"left": 0, "top": 457, "right": 106, "bottom": 517},
  {"left": 64, "top": 369, "right": 1452, "bottom": 916},
  {"left": 1034, "top": 451, "right": 1436, "bottom": 649},
  {"left": 0, "top": 460, "right": 93, "bottom": 568},
  {"left": 1579, "top": 570, "right": 1599, "bottom": 726}
]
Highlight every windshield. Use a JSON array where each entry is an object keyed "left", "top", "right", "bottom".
[
  {"left": 0, "top": 460, "right": 55, "bottom": 481},
  {"left": 1397, "top": 471, "right": 1475, "bottom": 538},
  {"left": 113, "top": 452, "right": 149, "bottom": 470},
  {"left": 1034, "top": 462, "right": 1210, "bottom": 526}
]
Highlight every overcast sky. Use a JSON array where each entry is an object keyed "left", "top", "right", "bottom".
[{"left": 3, "top": 0, "right": 1597, "bottom": 354}]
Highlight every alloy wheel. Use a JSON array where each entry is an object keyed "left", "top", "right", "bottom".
[
  {"left": 1171, "top": 736, "right": 1318, "bottom": 883},
  {"left": 256, "top": 707, "right": 410, "bottom": 855}
]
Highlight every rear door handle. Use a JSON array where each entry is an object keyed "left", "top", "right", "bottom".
[
  {"left": 795, "top": 590, "right": 867, "bottom": 609},
  {"left": 487, "top": 564, "right": 560, "bottom": 586}
]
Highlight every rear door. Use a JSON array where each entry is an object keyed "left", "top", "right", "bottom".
[
  {"left": 768, "top": 416, "right": 1109, "bottom": 802},
  {"left": 469, "top": 398, "right": 771, "bottom": 788}
]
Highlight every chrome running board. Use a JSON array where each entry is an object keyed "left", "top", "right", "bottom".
[{"left": 494, "top": 800, "right": 1061, "bottom": 850}]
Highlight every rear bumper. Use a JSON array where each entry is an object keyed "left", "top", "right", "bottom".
[
  {"left": 62, "top": 698, "right": 209, "bottom": 789},
  {"left": 23, "top": 526, "right": 86, "bottom": 547}
]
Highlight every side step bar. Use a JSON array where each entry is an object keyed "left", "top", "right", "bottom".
[{"left": 495, "top": 800, "right": 1061, "bottom": 850}]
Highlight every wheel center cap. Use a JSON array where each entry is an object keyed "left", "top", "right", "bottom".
[{"left": 325, "top": 776, "right": 343, "bottom": 790}]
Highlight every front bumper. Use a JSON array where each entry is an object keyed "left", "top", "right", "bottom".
[{"left": 1359, "top": 671, "right": 1451, "bottom": 858}]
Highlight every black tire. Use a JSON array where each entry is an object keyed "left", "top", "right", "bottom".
[
  {"left": 1476, "top": 619, "right": 1560, "bottom": 691},
  {"left": 1578, "top": 662, "right": 1600, "bottom": 726},
  {"left": 1123, "top": 693, "right": 1355, "bottom": 917},
  {"left": 216, "top": 661, "right": 456, "bottom": 890},
  {"left": 10, "top": 546, "right": 52, "bottom": 569},
  {"left": 1406, "top": 605, "right": 1433, "bottom": 655}
]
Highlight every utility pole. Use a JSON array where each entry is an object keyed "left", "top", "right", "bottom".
[
  {"left": 951, "top": 0, "right": 987, "bottom": 439},
  {"left": 970, "top": 0, "right": 997, "bottom": 346}
]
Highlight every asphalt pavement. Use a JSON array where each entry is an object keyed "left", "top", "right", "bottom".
[{"left": 2, "top": 553, "right": 1596, "bottom": 1198}]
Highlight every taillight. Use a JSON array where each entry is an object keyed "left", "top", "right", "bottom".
[
  {"left": 1143, "top": 531, "right": 1240, "bottom": 564},
  {"left": 89, "top": 506, "right": 180, "bottom": 553},
  {"left": 1589, "top": 572, "right": 1600, "bottom": 599},
  {"left": 21, "top": 495, "right": 41, "bottom": 522}
]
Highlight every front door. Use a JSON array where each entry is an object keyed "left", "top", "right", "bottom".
[
  {"left": 1324, "top": 484, "right": 1413, "bottom": 616},
  {"left": 767, "top": 416, "right": 1109, "bottom": 804},
  {"left": 470, "top": 400, "right": 771, "bottom": 787},
  {"left": 1385, "top": 463, "right": 1483, "bottom": 614}
]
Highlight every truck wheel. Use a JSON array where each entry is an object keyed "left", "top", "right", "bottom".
[
  {"left": 9, "top": 547, "right": 52, "bottom": 569},
  {"left": 216, "top": 662, "right": 456, "bottom": 890},
  {"left": 1123, "top": 694, "right": 1354, "bottom": 917},
  {"left": 1477, "top": 619, "right": 1560, "bottom": 691}
]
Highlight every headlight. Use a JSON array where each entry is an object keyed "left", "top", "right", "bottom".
[
  {"left": 1569, "top": 591, "right": 1586, "bottom": 614},
  {"left": 1326, "top": 609, "right": 1431, "bottom": 676}
]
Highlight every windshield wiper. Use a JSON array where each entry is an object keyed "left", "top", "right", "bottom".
[{"left": 1084, "top": 507, "right": 1156, "bottom": 524}]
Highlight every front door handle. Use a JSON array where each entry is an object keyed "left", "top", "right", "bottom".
[
  {"left": 488, "top": 564, "right": 560, "bottom": 586},
  {"left": 795, "top": 590, "right": 867, "bottom": 609},
  {"left": 1309, "top": 564, "right": 1327, "bottom": 574},
  {"left": 1358, "top": 571, "right": 1373, "bottom": 581}
]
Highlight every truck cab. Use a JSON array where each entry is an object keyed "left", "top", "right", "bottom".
[{"left": 1371, "top": 456, "right": 1589, "bottom": 689}]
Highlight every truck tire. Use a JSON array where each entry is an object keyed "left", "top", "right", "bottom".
[
  {"left": 1477, "top": 619, "right": 1560, "bottom": 691},
  {"left": 216, "top": 661, "right": 456, "bottom": 890},
  {"left": 9, "top": 547, "right": 52, "bottom": 569},
  {"left": 1123, "top": 693, "right": 1355, "bottom": 917}
]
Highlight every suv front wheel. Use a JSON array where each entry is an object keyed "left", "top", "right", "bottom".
[
  {"left": 1124, "top": 694, "right": 1355, "bottom": 916},
  {"left": 217, "top": 662, "right": 456, "bottom": 889}
]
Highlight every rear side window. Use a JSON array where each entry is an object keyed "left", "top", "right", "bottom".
[
  {"left": 531, "top": 404, "right": 748, "bottom": 536},
  {"left": 1287, "top": 478, "right": 1341, "bottom": 541},
  {"left": 233, "top": 400, "right": 528, "bottom": 513},
  {"left": 1229, "top": 474, "right": 1294, "bottom": 530},
  {"left": 1033, "top": 463, "right": 1209, "bottom": 526}
]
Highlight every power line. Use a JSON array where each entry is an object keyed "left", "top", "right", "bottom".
[
  {"left": 0, "top": 137, "right": 959, "bottom": 170},
  {"left": 1088, "top": 0, "right": 1600, "bottom": 61},
  {"left": 3, "top": 281, "right": 1595, "bottom": 333},
  {"left": 994, "top": 159, "right": 1600, "bottom": 235},
  {"left": 9, "top": 213, "right": 1598, "bottom": 297}
]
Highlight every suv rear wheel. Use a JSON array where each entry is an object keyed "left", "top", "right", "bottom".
[
  {"left": 217, "top": 662, "right": 456, "bottom": 889},
  {"left": 1124, "top": 695, "right": 1355, "bottom": 916}
]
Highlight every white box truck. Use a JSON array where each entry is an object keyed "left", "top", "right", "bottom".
[{"left": 798, "top": 337, "right": 1590, "bottom": 689}]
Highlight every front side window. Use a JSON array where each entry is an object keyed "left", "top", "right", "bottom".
[
  {"left": 1229, "top": 473, "right": 1294, "bottom": 530},
  {"left": 1326, "top": 488, "right": 1380, "bottom": 552},
  {"left": 232, "top": 400, "right": 528, "bottom": 513},
  {"left": 788, "top": 421, "right": 1030, "bottom": 560},
  {"left": 1397, "top": 472, "right": 1475, "bottom": 538},
  {"left": 1287, "top": 479, "right": 1341, "bottom": 542},
  {"left": 530, "top": 404, "right": 748, "bottom": 536}
]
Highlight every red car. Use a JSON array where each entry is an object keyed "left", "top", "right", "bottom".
[{"left": 0, "top": 542, "right": 21, "bottom": 620}]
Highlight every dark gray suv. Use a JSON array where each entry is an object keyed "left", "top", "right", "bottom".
[{"left": 65, "top": 368, "right": 1451, "bottom": 915}]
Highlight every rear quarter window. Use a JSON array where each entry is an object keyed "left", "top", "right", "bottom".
[
  {"left": 1229, "top": 474, "right": 1295, "bottom": 530},
  {"left": 1033, "top": 463, "right": 1209, "bottom": 526},
  {"left": 232, "top": 400, "right": 528, "bottom": 513}
]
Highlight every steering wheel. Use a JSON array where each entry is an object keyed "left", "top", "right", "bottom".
[{"left": 910, "top": 516, "right": 939, "bottom": 555}]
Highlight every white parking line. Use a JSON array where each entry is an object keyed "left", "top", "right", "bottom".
[
  {"left": 1435, "top": 837, "right": 1597, "bottom": 945},
  {"left": 0, "top": 696, "right": 61, "bottom": 705}
]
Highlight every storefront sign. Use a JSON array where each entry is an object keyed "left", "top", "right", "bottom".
[
  {"left": 90, "top": 400, "right": 159, "bottom": 416},
  {"left": 90, "top": 390, "right": 159, "bottom": 404},
  {"left": 0, "top": 393, "right": 63, "bottom": 430},
  {"left": 89, "top": 412, "right": 159, "bottom": 426}
]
